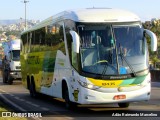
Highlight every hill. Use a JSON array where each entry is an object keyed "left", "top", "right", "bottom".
[{"left": 0, "top": 19, "right": 24, "bottom": 25}]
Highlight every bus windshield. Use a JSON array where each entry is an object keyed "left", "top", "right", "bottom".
[{"left": 78, "top": 23, "right": 148, "bottom": 76}]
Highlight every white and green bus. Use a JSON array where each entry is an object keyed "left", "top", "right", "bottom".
[{"left": 20, "top": 8, "right": 157, "bottom": 108}]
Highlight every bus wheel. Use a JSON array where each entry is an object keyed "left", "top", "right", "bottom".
[
  {"left": 30, "top": 82, "right": 37, "bottom": 98},
  {"left": 118, "top": 103, "right": 130, "bottom": 108},
  {"left": 64, "top": 87, "right": 76, "bottom": 110}
]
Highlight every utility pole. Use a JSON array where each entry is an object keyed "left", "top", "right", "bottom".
[{"left": 22, "top": 0, "right": 29, "bottom": 30}]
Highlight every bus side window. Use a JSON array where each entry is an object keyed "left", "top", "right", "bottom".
[
  {"left": 21, "top": 34, "right": 28, "bottom": 54},
  {"left": 39, "top": 27, "right": 46, "bottom": 51},
  {"left": 33, "top": 29, "right": 41, "bottom": 52},
  {"left": 66, "top": 34, "right": 72, "bottom": 62},
  {"left": 65, "top": 22, "right": 77, "bottom": 69},
  {"left": 55, "top": 22, "right": 66, "bottom": 55}
]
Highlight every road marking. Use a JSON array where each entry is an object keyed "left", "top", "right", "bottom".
[
  {"left": 0, "top": 89, "right": 26, "bottom": 112},
  {"left": 14, "top": 96, "right": 20, "bottom": 100},
  {"left": 40, "top": 107, "right": 49, "bottom": 111},
  {"left": 17, "top": 98, "right": 25, "bottom": 102},
  {"left": 10, "top": 94, "right": 15, "bottom": 97},
  {"left": 0, "top": 88, "right": 73, "bottom": 120},
  {"left": 0, "top": 89, "right": 42, "bottom": 120},
  {"left": 26, "top": 101, "right": 33, "bottom": 104},
  {"left": 26, "top": 101, "right": 40, "bottom": 107}
]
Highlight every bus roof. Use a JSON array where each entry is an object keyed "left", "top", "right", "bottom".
[{"left": 21, "top": 8, "right": 140, "bottom": 34}]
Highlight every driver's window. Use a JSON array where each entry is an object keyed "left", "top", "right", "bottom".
[{"left": 72, "top": 43, "right": 78, "bottom": 70}]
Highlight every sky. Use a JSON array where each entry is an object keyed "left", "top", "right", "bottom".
[{"left": 0, "top": 0, "right": 160, "bottom": 22}]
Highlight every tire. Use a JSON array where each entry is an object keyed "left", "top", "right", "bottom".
[
  {"left": 118, "top": 103, "right": 130, "bottom": 108},
  {"left": 7, "top": 74, "right": 13, "bottom": 85},
  {"left": 64, "top": 87, "right": 77, "bottom": 110},
  {"left": 8, "top": 77, "right": 13, "bottom": 85},
  {"left": 2, "top": 71, "right": 7, "bottom": 83},
  {"left": 29, "top": 82, "right": 37, "bottom": 98}
]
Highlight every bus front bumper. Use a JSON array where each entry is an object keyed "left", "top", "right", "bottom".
[{"left": 78, "top": 83, "right": 151, "bottom": 104}]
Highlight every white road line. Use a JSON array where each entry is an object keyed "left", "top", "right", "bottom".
[
  {"left": 26, "top": 101, "right": 33, "bottom": 104},
  {"left": 0, "top": 89, "right": 40, "bottom": 108},
  {"left": 29, "top": 103, "right": 40, "bottom": 108},
  {"left": 0, "top": 89, "right": 42, "bottom": 120},
  {"left": 9, "top": 94, "right": 15, "bottom": 97},
  {"left": 0, "top": 90, "right": 26, "bottom": 112},
  {"left": 14, "top": 96, "right": 20, "bottom": 100},
  {"left": 0, "top": 88, "right": 73, "bottom": 120},
  {"left": 40, "top": 107, "right": 49, "bottom": 111},
  {"left": 17, "top": 98, "right": 25, "bottom": 102},
  {"left": 25, "top": 101, "right": 40, "bottom": 107}
]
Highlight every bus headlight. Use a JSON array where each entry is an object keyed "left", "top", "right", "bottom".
[{"left": 78, "top": 80, "right": 100, "bottom": 90}]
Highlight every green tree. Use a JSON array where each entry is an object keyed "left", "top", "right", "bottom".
[{"left": 143, "top": 20, "right": 160, "bottom": 69}]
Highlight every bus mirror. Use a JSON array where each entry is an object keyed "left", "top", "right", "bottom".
[
  {"left": 70, "top": 31, "right": 80, "bottom": 53},
  {"left": 144, "top": 29, "right": 157, "bottom": 51}
]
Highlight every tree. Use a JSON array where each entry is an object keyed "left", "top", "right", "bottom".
[{"left": 143, "top": 19, "right": 160, "bottom": 69}]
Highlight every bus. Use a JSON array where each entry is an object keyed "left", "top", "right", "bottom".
[{"left": 20, "top": 8, "right": 157, "bottom": 109}]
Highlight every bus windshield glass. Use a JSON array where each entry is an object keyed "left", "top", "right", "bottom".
[{"left": 77, "top": 23, "right": 148, "bottom": 76}]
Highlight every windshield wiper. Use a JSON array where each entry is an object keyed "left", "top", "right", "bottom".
[
  {"left": 119, "top": 44, "right": 136, "bottom": 77},
  {"left": 101, "top": 61, "right": 117, "bottom": 79},
  {"left": 101, "top": 25, "right": 119, "bottom": 77}
]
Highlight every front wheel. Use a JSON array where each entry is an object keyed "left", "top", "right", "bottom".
[
  {"left": 2, "top": 70, "right": 7, "bottom": 83},
  {"left": 118, "top": 103, "right": 130, "bottom": 108},
  {"left": 64, "top": 87, "right": 77, "bottom": 110},
  {"left": 7, "top": 72, "right": 13, "bottom": 85},
  {"left": 8, "top": 77, "right": 13, "bottom": 85}
]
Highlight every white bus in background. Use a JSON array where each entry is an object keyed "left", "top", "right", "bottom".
[{"left": 20, "top": 8, "right": 157, "bottom": 109}]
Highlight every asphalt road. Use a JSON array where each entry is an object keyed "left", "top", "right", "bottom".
[{"left": 0, "top": 75, "right": 160, "bottom": 120}]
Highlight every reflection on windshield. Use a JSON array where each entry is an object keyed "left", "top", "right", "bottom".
[
  {"left": 114, "top": 26, "right": 144, "bottom": 57},
  {"left": 12, "top": 50, "right": 20, "bottom": 61},
  {"left": 78, "top": 24, "right": 148, "bottom": 76}
]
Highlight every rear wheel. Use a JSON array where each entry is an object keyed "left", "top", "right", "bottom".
[
  {"left": 29, "top": 81, "right": 37, "bottom": 98},
  {"left": 118, "top": 103, "right": 130, "bottom": 108}
]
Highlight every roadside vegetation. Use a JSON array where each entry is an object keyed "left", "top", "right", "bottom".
[{"left": 143, "top": 19, "right": 160, "bottom": 69}]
